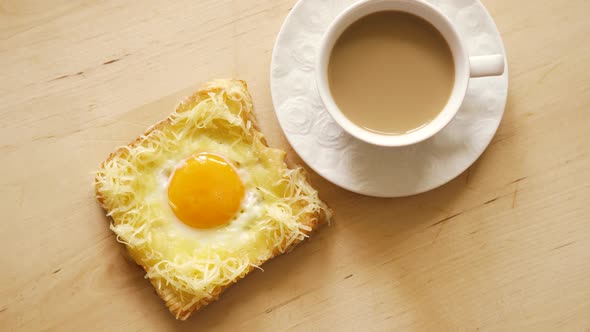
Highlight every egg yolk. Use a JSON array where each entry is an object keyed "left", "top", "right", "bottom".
[{"left": 168, "top": 153, "right": 245, "bottom": 229}]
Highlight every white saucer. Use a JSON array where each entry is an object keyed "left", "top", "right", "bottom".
[{"left": 270, "top": 0, "right": 508, "bottom": 197}]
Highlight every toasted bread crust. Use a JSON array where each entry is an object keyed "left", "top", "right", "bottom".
[{"left": 95, "top": 79, "right": 330, "bottom": 320}]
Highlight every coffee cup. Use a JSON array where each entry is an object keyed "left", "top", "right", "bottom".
[{"left": 315, "top": 0, "right": 505, "bottom": 147}]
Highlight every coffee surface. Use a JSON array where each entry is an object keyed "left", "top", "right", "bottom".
[{"left": 328, "top": 11, "right": 455, "bottom": 135}]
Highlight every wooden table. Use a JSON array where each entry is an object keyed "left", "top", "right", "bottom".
[{"left": 2, "top": 0, "right": 589, "bottom": 330}]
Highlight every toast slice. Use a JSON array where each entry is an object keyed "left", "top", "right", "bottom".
[{"left": 95, "top": 79, "right": 330, "bottom": 319}]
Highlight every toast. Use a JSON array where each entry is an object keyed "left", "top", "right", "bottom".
[{"left": 95, "top": 79, "right": 330, "bottom": 319}]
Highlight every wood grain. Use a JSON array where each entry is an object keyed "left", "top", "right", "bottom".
[{"left": 1, "top": 0, "right": 589, "bottom": 331}]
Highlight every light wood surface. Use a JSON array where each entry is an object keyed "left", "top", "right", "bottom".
[{"left": 1, "top": 0, "right": 589, "bottom": 331}]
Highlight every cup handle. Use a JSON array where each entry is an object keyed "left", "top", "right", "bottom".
[{"left": 469, "top": 55, "right": 505, "bottom": 78}]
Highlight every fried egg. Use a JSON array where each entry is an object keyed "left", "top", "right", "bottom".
[{"left": 154, "top": 152, "right": 263, "bottom": 246}]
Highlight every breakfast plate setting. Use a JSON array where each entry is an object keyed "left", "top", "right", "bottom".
[
  {"left": 9, "top": 0, "right": 590, "bottom": 328},
  {"left": 271, "top": 0, "right": 508, "bottom": 197},
  {"left": 93, "top": 0, "right": 508, "bottom": 320}
]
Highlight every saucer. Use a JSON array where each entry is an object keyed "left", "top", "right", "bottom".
[{"left": 270, "top": 0, "right": 509, "bottom": 197}]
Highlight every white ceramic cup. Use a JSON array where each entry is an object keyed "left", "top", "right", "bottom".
[{"left": 315, "top": 0, "right": 505, "bottom": 147}]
